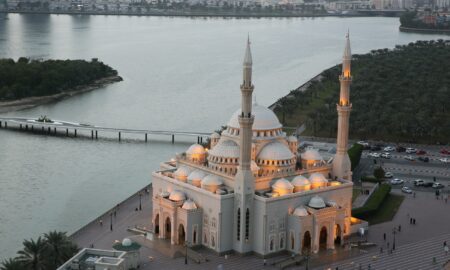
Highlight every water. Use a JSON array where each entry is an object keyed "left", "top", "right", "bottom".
[{"left": 0, "top": 13, "right": 447, "bottom": 259}]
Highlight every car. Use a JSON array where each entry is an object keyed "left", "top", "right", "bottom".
[
  {"left": 416, "top": 149, "right": 427, "bottom": 155},
  {"left": 357, "top": 141, "right": 370, "bottom": 147},
  {"left": 401, "top": 187, "right": 413, "bottom": 194},
  {"left": 381, "top": 152, "right": 391, "bottom": 159},
  {"left": 440, "top": 148, "right": 450, "bottom": 155},
  {"left": 422, "top": 182, "right": 434, "bottom": 188},
  {"left": 369, "top": 152, "right": 381, "bottom": 158},
  {"left": 432, "top": 183, "right": 444, "bottom": 189},
  {"left": 384, "top": 146, "right": 395, "bottom": 152},
  {"left": 371, "top": 145, "right": 382, "bottom": 151},
  {"left": 439, "top": 158, "right": 450, "bottom": 163},
  {"left": 404, "top": 155, "right": 415, "bottom": 161},
  {"left": 418, "top": 156, "right": 429, "bottom": 162},
  {"left": 406, "top": 147, "right": 417, "bottom": 154},
  {"left": 385, "top": 172, "right": 394, "bottom": 178},
  {"left": 413, "top": 179, "right": 425, "bottom": 186},
  {"left": 396, "top": 146, "right": 406, "bottom": 152},
  {"left": 390, "top": 178, "right": 404, "bottom": 185}
]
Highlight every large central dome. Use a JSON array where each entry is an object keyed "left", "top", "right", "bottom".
[{"left": 227, "top": 104, "right": 282, "bottom": 131}]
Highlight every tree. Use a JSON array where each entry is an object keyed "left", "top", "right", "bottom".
[
  {"left": 374, "top": 166, "right": 385, "bottom": 180},
  {"left": 0, "top": 258, "right": 24, "bottom": 270},
  {"left": 43, "top": 231, "right": 77, "bottom": 269},
  {"left": 17, "top": 237, "right": 47, "bottom": 270}
]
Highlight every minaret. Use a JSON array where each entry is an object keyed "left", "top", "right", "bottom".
[
  {"left": 234, "top": 37, "right": 255, "bottom": 253},
  {"left": 332, "top": 32, "right": 352, "bottom": 181}
]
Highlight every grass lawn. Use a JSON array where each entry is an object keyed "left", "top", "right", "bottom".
[
  {"left": 352, "top": 188, "right": 361, "bottom": 203},
  {"left": 365, "top": 194, "right": 405, "bottom": 225}
]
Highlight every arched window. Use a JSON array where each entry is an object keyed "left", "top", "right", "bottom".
[
  {"left": 237, "top": 208, "right": 241, "bottom": 241},
  {"left": 245, "top": 208, "right": 250, "bottom": 240},
  {"left": 280, "top": 235, "right": 284, "bottom": 249}
]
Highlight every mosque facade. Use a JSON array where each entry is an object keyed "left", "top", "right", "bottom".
[{"left": 151, "top": 34, "right": 355, "bottom": 257}]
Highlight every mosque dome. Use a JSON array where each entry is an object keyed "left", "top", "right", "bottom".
[
  {"left": 160, "top": 191, "right": 170, "bottom": 198},
  {"left": 308, "top": 196, "right": 326, "bottom": 209},
  {"left": 209, "top": 140, "right": 240, "bottom": 159},
  {"left": 201, "top": 175, "right": 223, "bottom": 193},
  {"left": 272, "top": 178, "right": 294, "bottom": 195},
  {"left": 291, "top": 175, "right": 311, "bottom": 192},
  {"left": 211, "top": 132, "right": 221, "bottom": 139},
  {"left": 186, "top": 144, "right": 206, "bottom": 155},
  {"left": 327, "top": 200, "right": 338, "bottom": 207},
  {"left": 293, "top": 206, "right": 309, "bottom": 217},
  {"left": 309, "top": 173, "right": 328, "bottom": 188},
  {"left": 174, "top": 166, "right": 191, "bottom": 181},
  {"left": 182, "top": 199, "right": 198, "bottom": 210},
  {"left": 187, "top": 170, "right": 205, "bottom": 187},
  {"left": 301, "top": 149, "right": 323, "bottom": 161},
  {"left": 258, "top": 142, "right": 295, "bottom": 161},
  {"left": 122, "top": 238, "right": 132, "bottom": 247},
  {"left": 288, "top": 135, "right": 298, "bottom": 142},
  {"left": 169, "top": 190, "right": 186, "bottom": 202},
  {"left": 227, "top": 104, "right": 282, "bottom": 131}
]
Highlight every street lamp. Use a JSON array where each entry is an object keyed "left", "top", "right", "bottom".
[
  {"left": 110, "top": 212, "right": 113, "bottom": 231},
  {"left": 185, "top": 241, "right": 189, "bottom": 265},
  {"left": 304, "top": 248, "right": 310, "bottom": 270},
  {"left": 392, "top": 227, "right": 396, "bottom": 251},
  {"left": 139, "top": 192, "right": 142, "bottom": 211}
]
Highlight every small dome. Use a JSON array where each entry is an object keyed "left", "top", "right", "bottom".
[
  {"left": 174, "top": 166, "right": 191, "bottom": 181},
  {"left": 327, "top": 200, "right": 338, "bottom": 207},
  {"left": 293, "top": 206, "right": 309, "bottom": 217},
  {"left": 291, "top": 175, "right": 311, "bottom": 187},
  {"left": 309, "top": 173, "right": 328, "bottom": 184},
  {"left": 122, "top": 238, "right": 132, "bottom": 247},
  {"left": 258, "top": 141, "right": 295, "bottom": 160},
  {"left": 201, "top": 174, "right": 223, "bottom": 187},
  {"left": 288, "top": 135, "right": 298, "bottom": 142},
  {"left": 211, "top": 132, "right": 220, "bottom": 139},
  {"left": 209, "top": 140, "right": 240, "bottom": 158},
  {"left": 160, "top": 191, "right": 170, "bottom": 198},
  {"left": 186, "top": 144, "right": 206, "bottom": 155},
  {"left": 169, "top": 190, "right": 186, "bottom": 202},
  {"left": 272, "top": 178, "right": 294, "bottom": 195},
  {"left": 182, "top": 199, "right": 197, "bottom": 210},
  {"left": 301, "top": 149, "right": 323, "bottom": 160},
  {"left": 308, "top": 196, "right": 326, "bottom": 209},
  {"left": 188, "top": 170, "right": 205, "bottom": 182},
  {"left": 228, "top": 104, "right": 282, "bottom": 131}
]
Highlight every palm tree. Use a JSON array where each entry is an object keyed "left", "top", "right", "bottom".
[
  {"left": 0, "top": 258, "right": 24, "bottom": 270},
  {"left": 43, "top": 231, "right": 77, "bottom": 268},
  {"left": 17, "top": 237, "right": 47, "bottom": 270}
]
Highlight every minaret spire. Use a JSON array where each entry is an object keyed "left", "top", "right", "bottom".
[{"left": 332, "top": 32, "right": 353, "bottom": 181}]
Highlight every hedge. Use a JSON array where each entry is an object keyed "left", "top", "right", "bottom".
[
  {"left": 348, "top": 143, "right": 364, "bottom": 170},
  {"left": 352, "top": 184, "right": 391, "bottom": 219},
  {"left": 360, "top": 175, "right": 381, "bottom": 183}
]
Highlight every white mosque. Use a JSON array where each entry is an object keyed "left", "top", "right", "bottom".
[{"left": 151, "top": 34, "right": 357, "bottom": 256}]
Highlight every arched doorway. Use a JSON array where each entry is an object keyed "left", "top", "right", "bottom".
[
  {"left": 165, "top": 217, "right": 172, "bottom": 240},
  {"left": 319, "top": 226, "right": 327, "bottom": 250},
  {"left": 193, "top": 229, "right": 197, "bottom": 244},
  {"left": 334, "top": 224, "right": 342, "bottom": 245},
  {"left": 154, "top": 214, "right": 160, "bottom": 235},
  {"left": 302, "top": 231, "right": 311, "bottom": 253},
  {"left": 178, "top": 224, "right": 185, "bottom": 245}
]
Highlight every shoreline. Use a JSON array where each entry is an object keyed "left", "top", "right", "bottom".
[
  {"left": 399, "top": 26, "right": 450, "bottom": 35},
  {"left": 0, "top": 75, "right": 122, "bottom": 114}
]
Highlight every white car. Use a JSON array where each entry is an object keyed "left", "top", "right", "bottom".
[
  {"left": 357, "top": 141, "right": 370, "bottom": 147},
  {"left": 404, "top": 155, "right": 415, "bottom": 161},
  {"left": 439, "top": 158, "right": 450, "bottom": 163},
  {"left": 432, "top": 183, "right": 444, "bottom": 189},
  {"left": 406, "top": 147, "right": 417, "bottom": 154},
  {"left": 381, "top": 152, "right": 391, "bottom": 159},
  {"left": 385, "top": 172, "right": 394, "bottom": 178},
  {"left": 390, "top": 178, "right": 404, "bottom": 185},
  {"left": 384, "top": 146, "right": 395, "bottom": 152},
  {"left": 401, "top": 187, "right": 413, "bottom": 194},
  {"left": 369, "top": 152, "right": 381, "bottom": 158}
]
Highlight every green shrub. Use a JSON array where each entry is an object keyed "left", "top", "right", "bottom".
[
  {"left": 352, "top": 184, "right": 391, "bottom": 219},
  {"left": 360, "top": 175, "right": 380, "bottom": 183},
  {"left": 348, "top": 143, "right": 363, "bottom": 170}
]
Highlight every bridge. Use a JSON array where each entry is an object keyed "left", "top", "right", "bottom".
[{"left": 0, "top": 117, "right": 211, "bottom": 144}]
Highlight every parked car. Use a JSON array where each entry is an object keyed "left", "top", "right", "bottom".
[
  {"left": 416, "top": 149, "right": 427, "bottom": 155},
  {"left": 432, "top": 183, "right": 444, "bottom": 189},
  {"left": 396, "top": 146, "right": 406, "bottom": 152},
  {"left": 440, "top": 148, "right": 450, "bottom": 155},
  {"left": 404, "top": 155, "right": 415, "bottom": 161},
  {"left": 414, "top": 179, "right": 425, "bottom": 186},
  {"left": 381, "top": 152, "right": 391, "bottom": 159},
  {"left": 422, "top": 182, "right": 434, "bottom": 188},
  {"left": 401, "top": 187, "right": 413, "bottom": 194},
  {"left": 418, "top": 156, "right": 429, "bottom": 162},
  {"left": 369, "top": 152, "right": 381, "bottom": 158},
  {"left": 439, "top": 158, "right": 450, "bottom": 163},
  {"left": 357, "top": 141, "right": 370, "bottom": 148},
  {"left": 390, "top": 178, "right": 404, "bottom": 185},
  {"left": 385, "top": 172, "right": 394, "bottom": 178},
  {"left": 384, "top": 146, "right": 395, "bottom": 152},
  {"left": 406, "top": 147, "right": 417, "bottom": 154},
  {"left": 371, "top": 145, "right": 382, "bottom": 151}
]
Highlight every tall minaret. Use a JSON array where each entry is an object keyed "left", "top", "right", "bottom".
[
  {"left": 234, "top": 37, "right": 255, "bottom": 253},
  {"left": 332, "top": 32, "right": 352, "bottom": 181}
]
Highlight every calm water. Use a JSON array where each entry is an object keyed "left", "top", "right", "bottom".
[{"left": 0, "top": 14, "right": 447, "bottom": 259}]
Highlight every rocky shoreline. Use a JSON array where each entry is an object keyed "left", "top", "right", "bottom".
[{"left": 0, "top": 75, "right": 122, "bottom": 114}]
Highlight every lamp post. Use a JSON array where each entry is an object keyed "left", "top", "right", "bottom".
[
  {"left": 139, "top": 192, "right": 142, "bottom": 211},
  {"left": 392, "top": 227, "right": 396, "bottom": 251},
  {"left": 305, "top": 249, "right": 310, "bottom": 270},
  {"left": 185, "top": 241, "right": 189, "bottom": 265},
  {"left": 110, "top": 212, "right": 113, "bottom": 231}
]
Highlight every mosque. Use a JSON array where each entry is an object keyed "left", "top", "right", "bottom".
[{"left": 151, "top": 34, "right": 356, "bottom": 256}]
